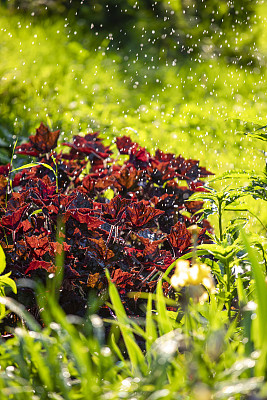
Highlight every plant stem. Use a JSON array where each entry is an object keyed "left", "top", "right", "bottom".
[
  {"left": 218, "top": 200, "right": 223, "bottom": 242},
  {"left": 225, "top": 259, "right": 232, "bottom": 318}
]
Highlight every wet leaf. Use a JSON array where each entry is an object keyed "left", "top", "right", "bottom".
[{"left": 0, "top": 244, "right": 6, "bottom": 275}]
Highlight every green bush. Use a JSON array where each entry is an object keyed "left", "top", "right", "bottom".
[
  {"left": 0, "top": 7, "right": 265, "bottom": 171},
  {"left": 0, "top": 5, "right": 267, "bottom": 232},
  {"left": 3, "top": 0, "right": 260, "bottom": 62}
]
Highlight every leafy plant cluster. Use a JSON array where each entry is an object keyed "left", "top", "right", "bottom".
[
  {"left": 3, "top": 0, "right": 260, "bottom": 63},
  {"left": 1, "top": 7, "right": 266, "bottom": 184},
  {"left": 0, "top": 123, "right": 213, "bottom": 318},
  {"left": 0, "top": 128, "right": 266, "bottom": 399},
  {"left": 0, "top": 230, "right": 266, "bottom": 399}
]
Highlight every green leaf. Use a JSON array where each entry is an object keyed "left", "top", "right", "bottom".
[
  {"left": 189, "top": 190, "right": 218, "bottom": 202},
  {"left": 162, "top": 260, "right": 176, "bottom": 281},
  {"left": 236, "top": 275, "right": 247, "bottom": 307},
  {"left": 241, "top": 230, "right": 267, "bottom": 343},
  {"left": 30, "top": 209, "right": 43, "bottom": 216},
  {"left": 110, "top": 332, "right": 125, "bottom": 363},
  {"left": 11, "top": 162, "right": 56, "bottom": 177},
  {"left": 15, "top": 331, "right": 54, "bottom": 391},
  {"left": 179, "top": 249, "right": 210, "bottom": 260},
  {"left": 246, "top": 131, "right": 267, "bottom": 142},
  {"left": 0, "top": 297, "right": 41, "bottom": 331},
  {"left": 156, "top": 280, "right": 173, "bottom": 336},
  {"left": 241, "top": 229, "right": 267, "bottom": 375},
  {"left": 37, "top": 162, "right": 56, "bottom": 176},
  {"left": 208, "top": 169, "right": 255, "bottom": 183},
  {"left": 197, "top": 242, "right": 241, "bottom": 263},
  {"left": 0, "top": 272, "right": 17, "bottom": 294},
  {"left": 0, "top": 244, "right": 6, "bottom": 275},
  {"left": 106, "top": 269, "right": 147, "bottom": 375},
  {"left": 11, "top": 162, "right": 40, "bottom": 172},
  {"left": 104, "top": 188, "right": 115, "bottom": 200},
  {"left": 204, "top": 259, "right": 224, "bottom": 285},
  {"left": 145, "top": 293, "right": 158, "bottom": 354}
]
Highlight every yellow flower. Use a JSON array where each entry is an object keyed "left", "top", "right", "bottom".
[
  {"left": 171, "top": 260, "right": 215, "bottom": 294},
  {"left": 187, "top": 224, "right": 201, "bottom": 236},
  {"left": 170, "top": 260, "right": 190, "bottom": 289}
]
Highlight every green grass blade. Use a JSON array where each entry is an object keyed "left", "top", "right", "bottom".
[
  {"left": 0, "top": 273, "right": 17, "bottom": 294},
  {"left": 241, "top": 229, "right": 267, "bottom": 375},
  {"left": 110, "top": 332, "right": 125, "bottom": 364},
  {"left": 156, "top": 279, "right": 173, "bottom": 336},
  {"left": 236, "top": 275, "right": 247, "bottom": 307},
  {"left": 11, "top": 162, "right": 40, "bottom": 172},
  {"left": 0, "top": 244, "right": 6, "bottom": 274},
  {"left": 145, "top": 293, "right": 158, "bottom": 354},
  {"left": 241, "top": 230, "right": 267, "bottom": 346},
  {"left": 0, "top": 297, "right": 41, "bottom": 331},
  {"left": 11, "top": 162, "right": 56, "bottom": 176},
  {"left": 237, "top": 275, "right": 254, "bottom": 356},
  {"left": 106, "top": 270, "right": 147, "bottom": 374},
  {"left": 45, "top": 295, "right": 98, "bottom": 396},
  {"left": 15, "top": 328, "right": 54, "bottom": 392}
]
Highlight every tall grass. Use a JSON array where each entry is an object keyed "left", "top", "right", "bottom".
[{"left": 0, "top": 236, "right": 266, "bottom": 399}]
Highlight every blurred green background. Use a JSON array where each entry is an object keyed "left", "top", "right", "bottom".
[{"left": 0, "top": 0, "right": 267, "bottom": 230}]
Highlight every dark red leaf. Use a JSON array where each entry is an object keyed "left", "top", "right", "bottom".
[
  {"left": 185, "top": 201, "right": 204, "bottom": 215},
  {"left": 134, "top": 229, "right": 166, "bottom": 246},
  {"left": 30, "top": 123, "right": 60, "bottom": 154},
  {"left": 63, "top": 210, "right": 103, "bottom": 229},
  {"left": 82, "top": 175, "right": 96, "bottom": 193},
  {"left": 124, "top": 200, "right": 164, "bottom": 230},
  {"left": 16, "top": 123, "right": 60, "bottom": 155},
  {"left": 25, "top": 260, "right": 54, "bottom": 274},
  {"left": 155, "top": 149, "right": 176, "bottom": 163},
  {"left": 1, "top": 204, "right": 30, "bottom": 231},
  {"left": 49, "top": 242, "right": 71, "bottom": 256},
  {"left": 187, "top": 181, "right": 209, "bottom": 192},
  {"left": 86, "top": 237, "right": 114, "bottom": 261},
  {"left": 116, "top": 136, "right": 138, "bottom": 154},
  {"left": 16, "top": 142, "right": 39, "bottom": 157},
  {"left": 112, "top": 268, "right": 134, "bottom": 287},
  {"left": 0, "top": 164, "right": 10, "bottom": 176},
  {"left": 87, "top": 272, "right": 102, "bottom": 288},
  {"left": 0, "top": 176, "right": 7, "bottom": 197},
  {"left": 114, "top": 167, "right": 142, "bottom": 191},
  {"left": 128, "top": 147, "right": 151, "bottom": 169},
  {"left": 63, "top": 132, "right": 112, "bottom": 160},
  {"left": 94, "top": 176, "right": 115, "bottom": 191},
  {"left": 167, "top": 221, "right": 192, "bottom": 257},
  {"left": 21, "top": 219, "right": 32, "bottom": 233},
  {"left": 102, "top": 195, "right": 130, "bottom": 225},
  {"left": 25, "top": 234, "right": 49, "bottom": 258},
  {"left": 0, "top": 126, "right": 213, "bottom": 320}
]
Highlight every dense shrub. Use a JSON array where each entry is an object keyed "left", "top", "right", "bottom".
[
  {"left": 4, "top": 0, "right": 260, "bottom": 62},
  {"left": 0, "top": 123, "right": 212, "bottom": 319}
]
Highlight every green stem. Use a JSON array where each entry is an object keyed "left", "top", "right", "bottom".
[
  {"left": 52, "top": 155, "right": 59, "bottom": 194},
  {"left": 184, "top": 287, "right": 192, "bottom": 348},
  {"left": 5, "top": 138, "right": 18, "bottom": 207},
  {"left": 218, "top": 200, "right": 223, "bottom": 242},
  {"left": 225, "top": 259, "right": 232, "bottom": 318}
]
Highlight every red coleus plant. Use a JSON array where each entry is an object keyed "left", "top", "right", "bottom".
[
  {"left": 0, "top": 123, "right": 213, "bottom": 319},
  {"left": 16, "top": 122, "right": 60, "bottom": 156}
]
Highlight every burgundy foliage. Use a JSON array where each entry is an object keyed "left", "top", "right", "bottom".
[{"left": 0, "top": 123, "right": 213, "bottom": 318}]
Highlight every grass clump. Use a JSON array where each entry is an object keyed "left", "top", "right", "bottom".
[
  {"left": 0, "top": 130, "right": 266, "bottom": 399},
  {"left": 0, "top": 237, "right": 266, "bottom": 399}
]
